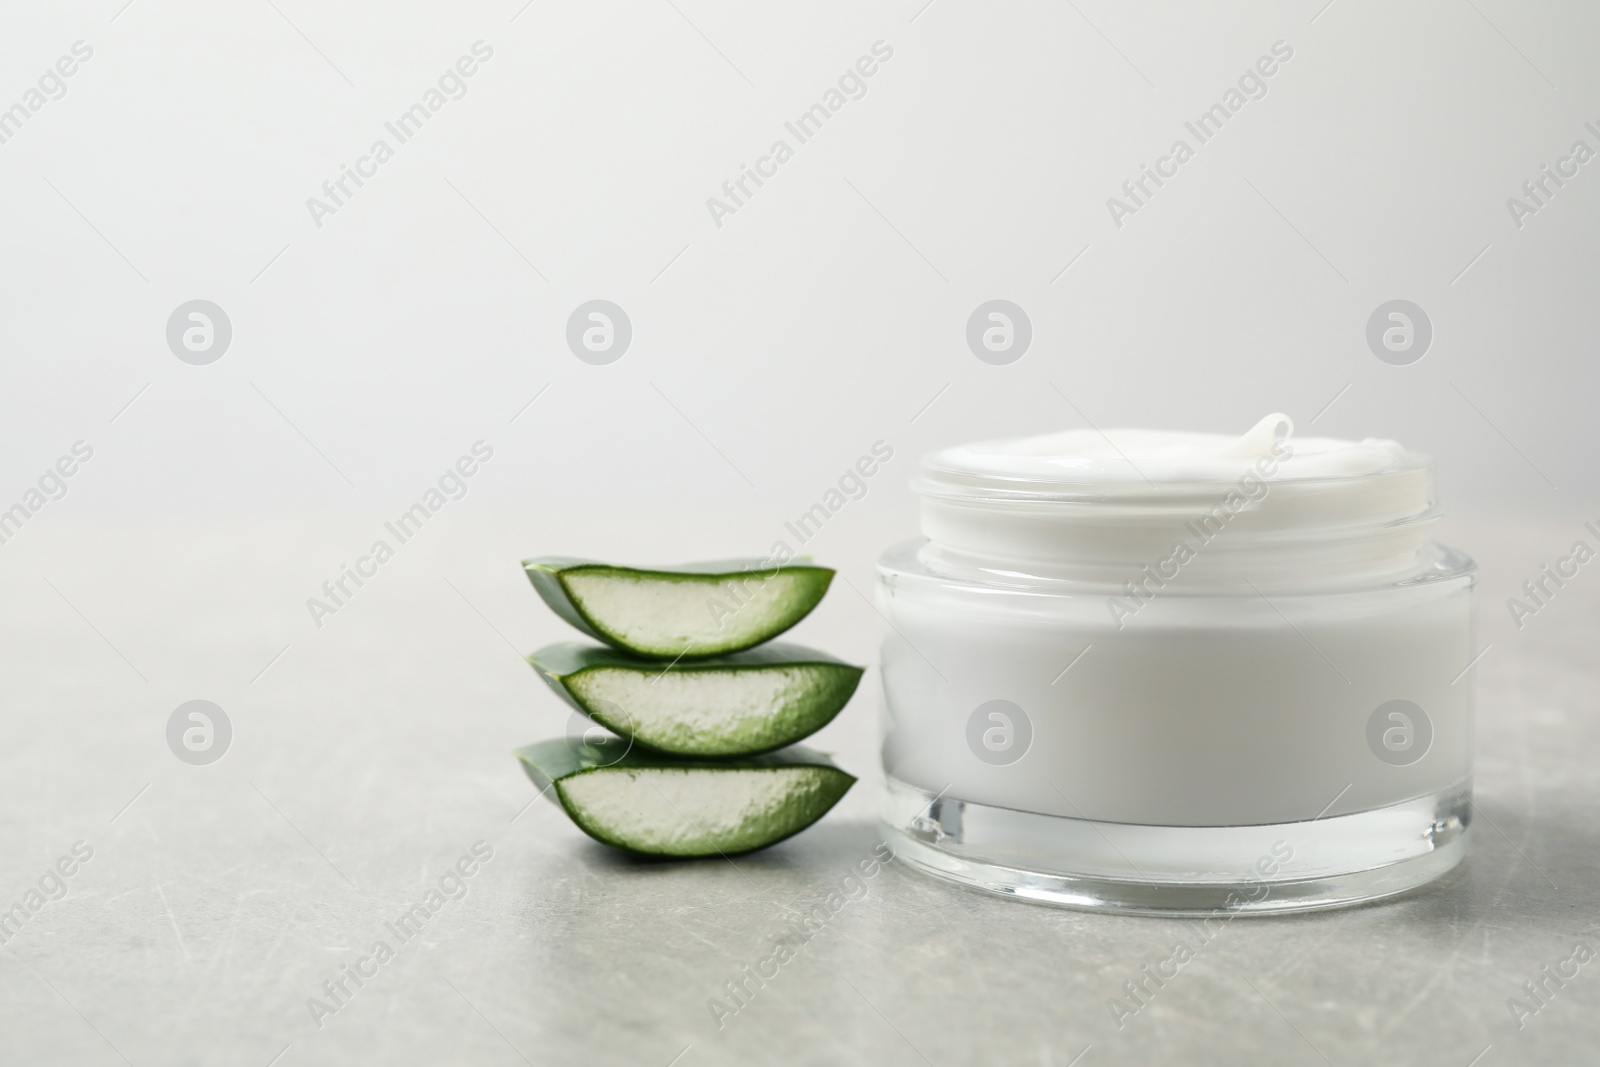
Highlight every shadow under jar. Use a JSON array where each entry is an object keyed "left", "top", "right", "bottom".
[{"left": 877, "top": 414, "right": 1476, "bottom": 915}]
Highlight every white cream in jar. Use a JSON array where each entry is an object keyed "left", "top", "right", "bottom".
[{"left": 877, "top": 414, "right": 1476, "bottom": 914}]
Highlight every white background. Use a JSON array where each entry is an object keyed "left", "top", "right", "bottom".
[{"left": 1, "top": 0, "right": 1596, "bottom": 524}]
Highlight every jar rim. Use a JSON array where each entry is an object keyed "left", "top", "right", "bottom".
[
  {"left": 912, "top": 453, "right": 1435, "bottom": 506},
  {"left": 908, "top": 419, "right": 1443, "bottom": 591}
]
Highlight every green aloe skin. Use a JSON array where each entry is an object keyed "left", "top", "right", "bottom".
[
  {"left": 515, "top": 739, "right": 856, "bottom": 857},
  {"left": 522, "top": 557, "right": 835, "bottom": 659},
  {"left": 527, "top": 642, "right": 863, "bottom": 758}
]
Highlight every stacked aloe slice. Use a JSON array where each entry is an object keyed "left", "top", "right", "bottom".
[{"left": 515, "top": 557, "right": 860, "bottom": 857}]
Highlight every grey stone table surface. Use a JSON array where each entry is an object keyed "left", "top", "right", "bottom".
[{"left": 1, "top": 509, "right": 1596, "bottom": 1067}]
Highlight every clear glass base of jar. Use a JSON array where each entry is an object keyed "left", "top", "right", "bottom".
[{"left": 883, "top": 777, "right": 1471, "bottom": 916}]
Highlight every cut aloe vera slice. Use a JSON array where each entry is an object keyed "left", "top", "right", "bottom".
[
  {"left": 528, "top": 642, "right": 864, "bottom": 757},
  {"left": 515, "top": 739, "right": 855, "bottom": 857},
  {"left": 522, "top": 557, "right": 834, "bottom": 659}
]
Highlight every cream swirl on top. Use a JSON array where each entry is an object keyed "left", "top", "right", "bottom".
[{"left": 924, "top": 414, "right": 1418, "bottom": 488}]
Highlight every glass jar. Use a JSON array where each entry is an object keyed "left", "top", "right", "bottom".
[{"left": 876, "top": 415, "right": 1476, "bottom": 914}]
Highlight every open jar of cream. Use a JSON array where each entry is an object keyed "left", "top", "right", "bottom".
[{"left": 877, "top": 414, "right": 1476, "bottom": 914}]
